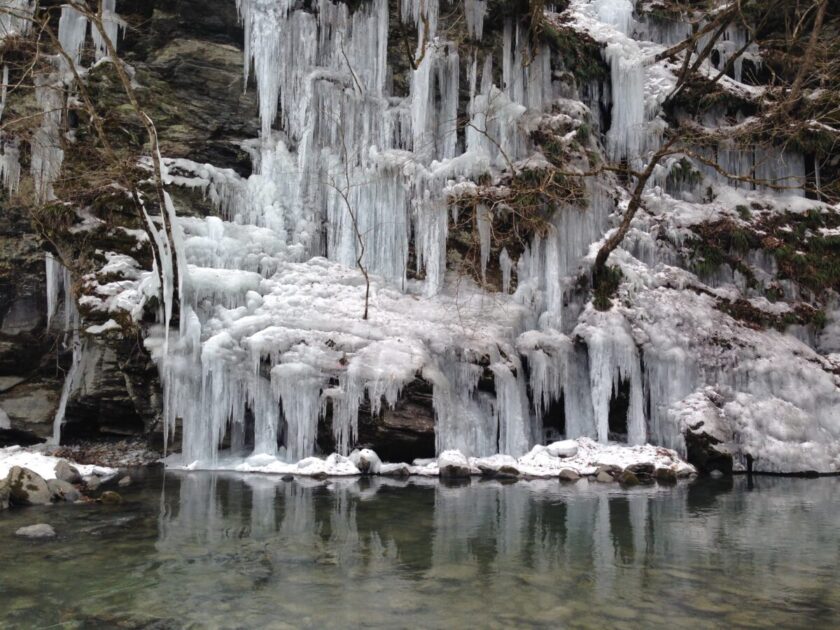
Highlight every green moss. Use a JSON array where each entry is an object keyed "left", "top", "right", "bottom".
[
  {"left": 666, "top": 157, "right": 703, "bottom": 192},
  {"left": 541, "top": 23, "right": 609, "bottom": 83},
  {"left": 575, "top": 123, "right": 590, "bottom": 143},
  {"left": 593, "top": 265, "right": 622, "bottom": 311}
]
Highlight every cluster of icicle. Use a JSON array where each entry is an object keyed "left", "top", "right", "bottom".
[
  {"left": 150, "top": 0, "right": 827, "bottom": 470},
  {"left": 151, "top": 0, "right": 624, "bottom": 466},
  {"left": 29, "top": 0, "right": 832, "bottom": 473}
]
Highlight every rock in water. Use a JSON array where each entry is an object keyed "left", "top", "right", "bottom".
[
  {"left": 654, "top": 467, "right": 678, "bottom": 484},
  {"left": 618, "top": 470, "right": 640, "bottom": 486},
  {"left": 438, "top": 450, "right": 471, "bottom": 479},
  {"left": 558, "top": 469, "right": 580, "bottom": 482},
  {"left": 547, "top": 440, "right": 579, "bottom": 458},
  {"left": 7, "top": 466, "right": 51, "bottom": 506},
  {"left": 595, "top": 470, "right": 614, "bottom": 483},
  {"left": 117, "top": 475, "right": 132, "bottom": 488},
  {"left": 54, "top": 460, "right": 82, "bottom": 484},
  {"left": 16, "top": 524, "right": 56, "bottom": 538},
  {"left": 47, "top": 478, "right": 81, "bottom": 502},
  {"left": 99, "top": 491, "right": 122, "bottom": 505},
  {"left": 594, "top": 464, "right": 622, "bottom": 483},
  {"left": 625, "top": 462, "right": 654, "bottom": 476}
]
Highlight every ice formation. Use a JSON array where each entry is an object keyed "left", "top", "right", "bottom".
[{"left": 22, "top": 0, "right": 838, "bottom": 474}]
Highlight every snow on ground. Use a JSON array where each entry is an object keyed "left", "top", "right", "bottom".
[
  {"left": 0, "top": 445, "right": 116, "bottom": 481},
  {"left": 165, "top": 437, "right": 695, "bottom": 479}
]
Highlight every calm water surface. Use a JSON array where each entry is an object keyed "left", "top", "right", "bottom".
[{"left": 1, "top": 471, "right": 838, "bottom": 629}]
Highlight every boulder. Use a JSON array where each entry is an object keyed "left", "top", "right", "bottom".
[
  {"left": 618, "top": 470, "right": 640, "bottom": 486},
  {"left": 83, "top": 475, "right": 102, "bottom": 491},
  {"left": 379, "top": 463, "right": 411, "bottom": 477},
  {"left": 654, "top": 467, "right": 678, "bottom": 484},
  {"left": 558, "top": 469, "right": 580, "bottom": 482},
  {"left": 15, "top": 523, "right": 56, "bottom": 538},
  {"left": 6, "top": 466, "right": 51, "bottom": 506},
  {"left": 683, "top": 426, "right": 733, "bottom": 476},
  {"left": 99, "top": 491, "right": 122, "bottom": 505},
  {"left": 477, "top": 463, "right": 520, "bottom": 479},
  {"left": 594, "top": 464, "right": 621, "bottom": 482},
  {"left": 117, "top": 475, "right": 132, "bottom": 488},
  {"left": 438, "top": 450, "right": 471, "bottom": 479},
  {"left": 54, "top": 460, "right": 82, "bottom": 484},
  {"left": 546, "top": 440, "right": 579, "bottom": 458},
  {"left": 625, "top": 462, "right": 655, "bottom": 476},
  {"left": 595, "top": 470, "right": 615, "bottom": 483},
  {"left": 47, "top": 478, "right": 81, "bottom": 502}
]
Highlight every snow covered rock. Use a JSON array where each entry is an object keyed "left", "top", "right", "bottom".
[
  {"left": 349, "top": 449, "right": 382, "bottom": 475},
  {"left": 546, "top": 440, "right": 579, "bottom": 458},
  {"left": 438, "top": 450, "right": 471, "bottom": 479},
  {"left": 558, "top": 469, "right": 580, "bottom": 481}
]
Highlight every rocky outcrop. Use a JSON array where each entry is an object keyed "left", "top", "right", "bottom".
[{"left": 0, "top": 0, "right": 257, "bottom": 445}]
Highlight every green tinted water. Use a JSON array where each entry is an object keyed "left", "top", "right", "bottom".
[{"left": 1, "top": 472, "right": 838, "bottom": 629}]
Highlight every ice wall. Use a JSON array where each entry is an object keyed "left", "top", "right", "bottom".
[{"left": 47, "top": 0, "right": 833, "bottom": 473}]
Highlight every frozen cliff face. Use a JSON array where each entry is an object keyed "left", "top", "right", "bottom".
[
  {"left": 128, "top": 0, "right": 837, "bottom": 472},
  {"left": 14, "top": 0, "right": 836, "bottom": 473}
]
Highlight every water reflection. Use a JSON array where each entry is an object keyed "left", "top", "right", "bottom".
[
  {"left": 148, "top": 475, "right": 840, "bottom": 628},
  {"left": 2, "top": 474, "right": 839, "bottom": 628}
]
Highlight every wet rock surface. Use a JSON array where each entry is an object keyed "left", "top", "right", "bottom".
[{"left": 15, "top": 523, "right": 56, "bottom": 539}]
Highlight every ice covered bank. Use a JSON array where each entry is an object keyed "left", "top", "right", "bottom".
[
  {"left": 4, "top": 1, "right": 838, "bottom": 476},
  {"left": 166, "top": 438, "right": 695, "bottom": 481}
]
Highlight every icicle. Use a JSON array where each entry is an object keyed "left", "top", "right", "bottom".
[
  {"left": 51, "top": 332, "right": 82, "bottom": 445},
  {"left": 31, "top": 71, "right": 65, "bottom": 202},
  {"left": 91, "top": 0, "right": 125, "bottom": 61},
  {"left": 476, "top": 204, "right": 491, "bottom": 283},
  {"left": 0, "top": 65, "right": 7, "bottom": 124},
  {"left": 45, "top": 253, "right": 63, "bottom": 327},
  {"left": 0, "top": 140, "right": 21, "bottom": 194},
  {"left": 0, "top": 0, "right": 35, "bottom": 41},
  {"left": 490, "top": 360, "right": 533, "bottom": 456},
  {"left": 272, "top": 363, "right": 323, "bottom": 460},
  {"left": 578, "top": 314, "right": 646, "bottom": 444},
  {"left": 603, "top": 43, "right": 645, "bottom": 162},
  {"left": 464, "top": 0, "right": 487, "bottom": 41},
  {"left": 58, "top": 4, "right": 88, "bottom": 67},
  {"left": 499, "top": 248, "right": 512, "bottom": 293}
]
